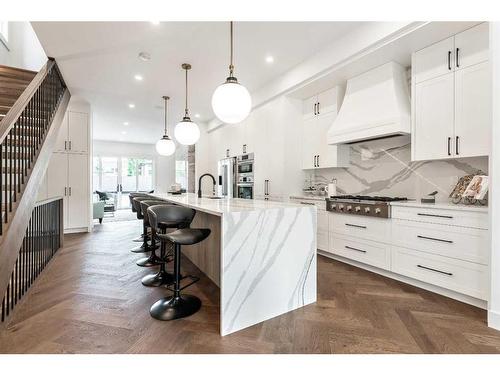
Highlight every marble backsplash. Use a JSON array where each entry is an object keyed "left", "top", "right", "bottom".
[{"left": 310, "top": 136, "right": 489, "bottom": 203}]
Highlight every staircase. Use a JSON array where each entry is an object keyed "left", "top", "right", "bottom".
[{"left": 0, "top": 59, "right": 70, "bottom": 323}]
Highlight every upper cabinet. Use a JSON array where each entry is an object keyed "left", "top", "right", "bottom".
[
  {"left": 301, "top": 86, "right": 349, "bottom": 169},
  {"left": 54, "top": 110, "right": 89, "bottom": 154},
  {"left": 412, "top": 23, "right": 490, "bottom": 161}
]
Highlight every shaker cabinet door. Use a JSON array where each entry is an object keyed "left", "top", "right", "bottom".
[{"left": 413, "top": 37, "right": 455, "bottom": 83}]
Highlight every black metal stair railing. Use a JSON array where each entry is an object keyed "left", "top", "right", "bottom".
[
  {"left": 1, "top": 197, "right": 63, "bottom": 322},
  {"left": 0, "top": 60, "right": 66, "bottom": 235}
]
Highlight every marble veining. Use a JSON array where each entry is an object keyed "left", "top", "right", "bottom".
[{"left": 312, "top": 137, "right": 488, "bottom": 202}]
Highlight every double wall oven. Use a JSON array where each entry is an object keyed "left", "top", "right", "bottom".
[{"left": 236, "top": 153, "right": 254, "bottom": 199}]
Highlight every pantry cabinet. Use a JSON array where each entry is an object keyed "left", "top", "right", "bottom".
[
  {"left": 54, "top": 111, "right": 89, "bottom": 153},
  {"left": 301, "top": 86, "right": 349, "bottom": 169},
  {"left": 412, "top": 22, "right": 490, "bottom": 161}
]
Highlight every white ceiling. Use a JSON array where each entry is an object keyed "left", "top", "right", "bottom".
[{"left": 31, "top": 21, "right": 364, "bottom": 144}]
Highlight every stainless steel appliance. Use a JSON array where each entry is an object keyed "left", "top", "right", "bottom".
[
  {"left": 236, "top": 153, "right": 254, "bottom": 199},
  {"left": 217, "top": 157, "right": 236, "bottom": 198},
  {"left": 325, "top": 195, "right": 407, "bottom": 218}
]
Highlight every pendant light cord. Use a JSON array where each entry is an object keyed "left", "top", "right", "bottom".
[
  {"left": 163, "top": 96, "right": 168, "bottom": 136},
  {"left": 229, "top": 21, "right": 234, "bottom": 77},
  {"left": 185, "top": 67, "right": 189, "bottom": 117}
]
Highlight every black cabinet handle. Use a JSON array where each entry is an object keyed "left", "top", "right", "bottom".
[
  {"left": 417, "top": 264, "right": 453, "bottom": 276},
  {"left": 243, "top": 144, "right": 247, "bottom": 154},
  {"left": 417, "top": 213, "right": 453, "bottom": 219},
  {"left": 226, "top": 149, "right": 230, "bottom": 157},
  {"left": 317, "top": 155, "right": 319, "bottom": 167},
  {"left": 448, "top": 50, "right": 452, "bottom": 70},
  {"left": 317, "top": 102, "right": 320, "bottom": 115},
  {"left": 314, "top": 103, "right": 317, "bottom": 116},
  {"left": 447, "top": 137, "right": 451, "bottom": 156},
  {"left": 417, "top": 235, "right": 453, "bottom": 244},
  {"left": 345, "top": 245, "right": 366, "bottom": 253},
  {"left": 313, "top": 155, "right": 317, "bottom": 167},
  {"left": 456, "top": 48, "right": 460, "bottom": 68},
  {"left": 345, "top": 223, "right": 367, "bottom": 229},
  {"left": 455, "top": 136, "right": 459, "bottom": 155}
]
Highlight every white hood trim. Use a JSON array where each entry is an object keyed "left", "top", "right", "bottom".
[{"left": 327, "top": 61, "right": 411, "bottom": 145}]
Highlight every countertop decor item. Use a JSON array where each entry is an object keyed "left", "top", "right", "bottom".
[
  {"left": 174, "top": 63, "right": 200, "bottom": 145},
  {"left": 421, "top": 190, "right": 437, "bottom": 204},
  {"left": 155, "top": 96, "right": 176, "bottom": 156},
  {"left": 211, "top": 21, "right": 251, "bottom": 124},
  {"left": 449, "top": 171, "right": 488, "bottom": 205}
]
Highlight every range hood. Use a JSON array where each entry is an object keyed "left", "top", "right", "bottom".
[{"left": 327, "top": 61, "right": 410, "bottom": 145}]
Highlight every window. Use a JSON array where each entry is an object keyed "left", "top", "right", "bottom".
[
  {"left": 0, "top": 21, "right": 8, "bottom": 48},
  {"left": 175, "top": 160, "right": 188, "bottom": 190}
]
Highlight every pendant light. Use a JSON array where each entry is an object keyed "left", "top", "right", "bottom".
[
  {"left": 211, "top": 21, "right": 251, "bottom": 124},
  {"left": 174, "top": 63, "right": 200, "bottom": 145},
  {"left": 156, "top": 96, "right": 176, "bottom": 156}
]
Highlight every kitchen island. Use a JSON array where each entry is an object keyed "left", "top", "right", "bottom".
[{"left": 148, "top": 193, "right": 317, "bottom": 336}]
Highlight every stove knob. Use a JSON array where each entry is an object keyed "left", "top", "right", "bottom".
[
  {"left": 375, "top": 208, "right": 381, "bottom": 214},
  {"left": 338, "top": 204, "right": 344, "bottom": 211},
  {"left": 346, "top": 205, "right": 352, "bottom": 211},
  {"left": 355, "top": 206, "right": 361, "bottom": 212},
  {"left": 364, "top": 207, "right": 371, "bottom": 213}
]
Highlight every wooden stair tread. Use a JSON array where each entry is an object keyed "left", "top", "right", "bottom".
[{"left": 0, "top": 65, "right": 37, "bottom": 82}]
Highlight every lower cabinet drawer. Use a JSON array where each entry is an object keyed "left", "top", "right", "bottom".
[
  {"left": 392, "top": 246, "right": 488, "bottom": 299},
  {"left": 330, "top": 213, "right": 390, "bottom": 244},
  {"left": 329, "top": 234, "right": 391, "bottom": 270}
]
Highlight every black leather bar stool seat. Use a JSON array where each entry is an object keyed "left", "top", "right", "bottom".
[
  {"left": 136, "top": 200, "right": 168, "bottom": 267},
  {"left": 150, "top": 226, "right": 211, "bottom": 321},
  {"left": 130, "top": 197, "right": 159, "bottom": 253},
  {"left": 129, "top": 193, "right": 153, "bottom": 242},
  {"left": 143, "top": 205, "right": 195, "bottom": 288}
]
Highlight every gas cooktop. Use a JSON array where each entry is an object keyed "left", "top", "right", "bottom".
[
  {"left": 328, "top": 195, "right": 408, "bottom": 202},
  {"left": 325, "top": 195, "right": 408, "bottom": 218}
]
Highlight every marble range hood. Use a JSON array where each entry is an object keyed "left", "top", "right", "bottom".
[{"left": 328, "top": 61, "right": 411, "bottom": 145}]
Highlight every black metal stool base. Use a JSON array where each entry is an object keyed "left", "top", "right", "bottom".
[
  {"left": 150, "top": 295, "right": 201, "bottom": 321},
  {"left": 136, "top": 256, "right": 161, "bottom": 267},
  {"left": 132, "top": 235, "right": 147, "bottom": 242},
  {"left": 141, "top": 270, "right": 175, "bottom": 287},
  {"left": 130, "top": 243, "right": 157, "bottom": 253}
]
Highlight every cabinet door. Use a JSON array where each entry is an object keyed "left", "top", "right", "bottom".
[
  {"left": 54, "top": 113, "right": 68, "bottom": 152},
  {"left": 68, "top": 111, "right": 88, "bottom": 153},
  {"left": 414, "top": 73, "right": 455, "bottom": 161},
  {"left": 317, "top": 87, "right": 338, "bottom": 115},
  {"left": 67, "top": 154, "right": 89, "bottom": 229},
  {"left": 454, "top": 61, "right": 491, "bottom": 158},
  {"left": 414, "top": 37, "right": 454, "bottom": 83},
  {"left": 316, "top": 111, "right": 349, "bottom": 168},
  {"left": 301, "top": 117, "right": 317, "bottom": 169},
  {"left": 302, "top": 95, "right": 317, "bottom": 119},
  {"left": 47, "top": 153, "right": 68, "bottom": 227},
  {"left": 455, "top": 23, "right": 489, "bottom": 70}
]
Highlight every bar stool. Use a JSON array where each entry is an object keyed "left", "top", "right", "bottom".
[
  {"left": 142, "top": 205, "right": 195, "bottom": 287},
  {"left": 150, "top": 222, "right": 211, "bottom": 321},
  {"left": 129, "top": 193, "right": 152, "bottom": 242},
  {"left": 135, "top": 199, "right": 167, "bottom": 267},
  {"left": 130, "top": 197, "right": 158, "bottom": 253}
]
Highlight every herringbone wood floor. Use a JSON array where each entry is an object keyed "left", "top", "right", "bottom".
[{"left": 1, "top": 220, "right": 500, "bottom": 354}]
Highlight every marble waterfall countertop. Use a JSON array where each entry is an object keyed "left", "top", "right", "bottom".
[{"left": 148, "top": 193, "right": 306, "bottom": 216}]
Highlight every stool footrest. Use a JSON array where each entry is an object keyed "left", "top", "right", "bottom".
[{"left": 166, "top": 275, "right": 200, "bottom": 292}]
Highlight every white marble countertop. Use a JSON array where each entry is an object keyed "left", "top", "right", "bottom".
[
  {"left": 289, "top": 195, "right": 328, "bottom": 202},
  {"left": 390, "top": 200, "right": 489, "bottom": 213},
  {"left": 148, "top": 193, "right": 307, "bottom": 216}
]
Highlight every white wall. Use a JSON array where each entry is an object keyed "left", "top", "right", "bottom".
[
  {"left": 0, "top": 22, "right": 46, "bottom": 71},
  {"left": 488, "top": 22, "right": 500, "bottom": 330},
  {"left": 92, "top": 140, "right": 176, "bottom": 193}
]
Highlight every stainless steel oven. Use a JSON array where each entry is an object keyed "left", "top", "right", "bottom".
[{"left": 236, "top": 153, "right": 254, "bottom": 199}]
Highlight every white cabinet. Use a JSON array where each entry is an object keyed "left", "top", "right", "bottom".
[
  {"left": 301, "top": 87, "right": 349, "bottom": 170},
  {"left": 47, "top": 153, "right": 89, "bottom": 231},
  {"left": 54, "top": 111, "right": 89, "bottom": 153},
  {"left": 290, "top": 198, "right": 328, "bottom": 251},
  {"left": 412, "top": 23, "right": 490, "bottom": 161}
]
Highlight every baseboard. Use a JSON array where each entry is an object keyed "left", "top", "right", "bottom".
[
  {"left": 318, "top": 250, "right": 487, "bottom": 309},
  {"left": 64, "top": 227, "right": 89, "bottom": 234},
  {"left": 488, "top": 310, "right": 500, "bottom": 330}
]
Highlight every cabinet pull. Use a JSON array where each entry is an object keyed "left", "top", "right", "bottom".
[
  {"left": 345, "top": 245, "right": 366, "bottom": 253},
  {"left": 64, "top": 187, "right": 67, "bottom": 196},
  {"left": 69, "top": 141, "right": 71, "bottom": 150},
  {"left": 300, "top": 201, "right": 315, "bottom": 205},
  {"left": 447, "top": 137, "right": 451, "bottom": 156},
  {"left": 226, "top": 149, "right": 229, "bottom": 157},
  {"left": 69, "top": 187, "right": 72, "bottom": 196},
  {"left": 313, "top": 155, "right": 316, "bottom": 167},
  {"left": 317, "top": 155, "right": 320, "bottom": 167},
  {"left": 417, "top": 264, "right": 453, "bottom": 276},
  {"left": 417, "top": 235, "right": 453, "bottom": 244},
  {"left": 448, "top": 50, "right": 452, "bottom": 70},
  {"left": 417, "top": 213, "right": 453, "bottom": 219},
  {"left": 317, "top": 102, "right": 320, "bottom": 115},
  {"left": 345, "top": 223, "right": 367, "bottom": 229},
  {"left": 64, "top": 141, "right": 67, "bottom": 150},
  {"left": 314, "top": 103, "right": 317, "bottom": 115},
  {"left": 455, "top": 136, "right": 459, "bottom": 155},
  {"left": 456, "top": 48, "right": 460, "bottom": 68},
  {"left": 243, "top": 144, "right": 247, "bottom": 154}
]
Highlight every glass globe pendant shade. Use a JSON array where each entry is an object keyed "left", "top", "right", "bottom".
[
  {"left": 212, "top": 78, "right": 251, "bottom": 124},
  {"left": 155, "top": 135, "right": 176, "bottom": 156},
  {"left": 174, "top": 117, "right": 200, "bottom": 146}
]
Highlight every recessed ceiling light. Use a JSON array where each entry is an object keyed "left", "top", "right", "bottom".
[
  {"left": 194, "top": 113, "right": 201, "bottom": 118},
  {"left": 128, "top": 103, "right": 135, "bottom": 109},
  {"left": 134, "top": 74, "right": 143, "bottom": 81},
  {"left": 123, "top": 122, "right": 129, "bottom": 126},
  {"left": 121, "top": 131, "right": 127, "bottom": 135},
  {"left": 151, "top": 21, "right": 160, "bottom": 25},
  {"left": 265, "top": 55, "right": 274, "bottom": 64},
  {"left": 138, "top": 52, "right": 151, "bottom": 61}
]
